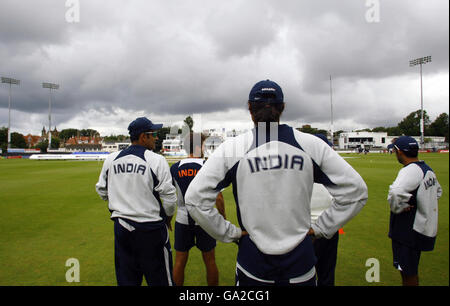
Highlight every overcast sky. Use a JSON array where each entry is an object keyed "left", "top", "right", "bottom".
[{"left": 0, "top": 0, "right": 448, "bottom": 136}]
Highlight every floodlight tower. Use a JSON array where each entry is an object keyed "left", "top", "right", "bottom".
[
  {"left": 1, "top": 77, "right": 21, "bottom": 149},
  {"left": 42, "top": 82, "right": 60, "bottom": 151},
  {"left": 409, "top": 55, "right": 431, "bottom": 147}
]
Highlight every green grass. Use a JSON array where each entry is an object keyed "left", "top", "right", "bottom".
[{"left": 0, "top": 153, "right": 448, "bottom": 286}]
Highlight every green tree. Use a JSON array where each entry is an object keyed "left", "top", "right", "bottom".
[
  {"left": 50, "top": 137, "right": 60, "bottom": 149},
  {"left": 11, "top": 132, "right": 27, "bottom": 148},
  {"left": 80, "top": 129, "right": 99, "bottom": 137},
  {"left": 297, "top": 125, "right": 327, "bottom": 136},
  {"left": 103, "top": 135, "right": 129, "bottom": 142},
  {"left": 0, "top": 127, "right": 7, "bottom": 152},
  {"left": 33, "top": 139, "right": 59, "bottom": 151},
  {"left": 34, "top": 140, "right": 48, "bottom": 153},
  {"left": 297, "top": 125, "right": 316, "bottom": 134},
  {"left": 428, "top": 113, "right": 449, "bottom": 141},
  {"left": 371, "top": 127, "right": 387, "bottom": 133},
  {"left": 59, "top": 128, "right": 79, "bottom": 141},
  {"left": 334, "top": 130, "right": 344, "bottom": 137},
  {"left": 397, "top": 109, "right": 430, "bottom": 136},
  {"left": 386, "top": 126, "right": 401, "bottom": 136},
  {"left": 155, "top": 127, "right": 171, "bottom": 152},
  {"left": 184, "top": 116, "right": 194, "bottom": 131}
]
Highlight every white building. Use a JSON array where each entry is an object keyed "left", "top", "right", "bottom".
[
  {"left": 203, "top": 128, "right": 226, "bottom": 138},
  {"left": 162, "top": 134, "right": 187, "bottom": 157},
  {"left": 204, "top": 136, "right": 223, "bottom": 157},
  {"left": 101, "top": 141, "right": 130, "bottom": 152},
  {"left": 339, "top": 132, "right": 447, "bottom": 150},
  {"left": 408, "top": 136, "right": 447, "bottom": 150},
  {"left": 338, "top": 132, "right": 389, "bottom": 150}
]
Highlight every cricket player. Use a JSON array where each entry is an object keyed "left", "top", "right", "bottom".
[
  {"left": 310, "top": 134, "right": 339, "bottom": 286},
  {"left": 184, "top": 80, "right": 368, "bottom": 286},
  {"left": 170, "top": 132, "right": 226, "bottom": 286},
  {"left": 388, "top": 136, "right": 442, "bottom": 286},
  {"left": 95, "top": 117, "right": 177, "bottom": 286}
]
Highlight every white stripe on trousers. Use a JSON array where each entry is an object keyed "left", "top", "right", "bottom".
[
  {"left": 163, "top": 225, "right": 173, "bottom": 286},
  {"left": 236, "top": 263, "right": 316, "bottom": 285}
]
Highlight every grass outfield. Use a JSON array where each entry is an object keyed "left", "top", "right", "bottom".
[{"left": 0, "top": 153, "right": 448, "bottom": 286}]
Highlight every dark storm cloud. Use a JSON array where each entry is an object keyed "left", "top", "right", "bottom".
[
  {"left": 0, "top": 0, "right": 448, "bottom": 134},
  {"left": 284, "top": 0, "right": 449, "bottom": 93}
]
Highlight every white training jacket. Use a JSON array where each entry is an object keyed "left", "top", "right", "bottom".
[
  {"left": 388, "top": 161, "right": 442, "bottom": 237},
  {"left": 185, "top": 124, "right": 368, "bottom": 255},
  {"left": 95, "top": 145, "right": 177, "bottom": 223},
  {"left": 310, "top": 183, "right": 334, "bottom": 224}
]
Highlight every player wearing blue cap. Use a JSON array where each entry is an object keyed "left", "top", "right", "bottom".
[
  {"left": 388, "top": 136, "right": 442, "bottom": 286},
  {"left": 170, "top": 132, "right": 226, "bottom": 286},
  {"left": 185, "top": 80, "right": 368, "bottom": 286},
  {"left": 95, "top": 117, "right": 177, "bottom": 286}
]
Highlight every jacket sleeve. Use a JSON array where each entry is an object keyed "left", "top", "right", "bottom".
[
  {"left": 437, "top": 180, "right": 443, "bottom": 200},
  {"left": 387, "top": 165, "right": 422, "bottom": 214},
  {"left": 95, "top": 157, "right": 111, "bottom": 201},
  {"left": 302, "top": 134, "right": 368, "bottom": 239},
  {"left": 153, "top": 156, "right": 177, "bottom": 217},
  {"left": 185, "top": 142, "right": 242, "bottom": 243}
]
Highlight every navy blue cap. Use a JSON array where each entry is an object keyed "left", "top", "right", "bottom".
[
  {"left": 128, "top": 117, "right": 163, "bottom": 137},
  {"left": 314, "top": 134, "right": 333, "bottom": 147},
  {"left": 249, "top": 79, "right": 284, "bottom": 103},
  {"left": 394, "top": 136, "right": 419, "bottom": 152}
]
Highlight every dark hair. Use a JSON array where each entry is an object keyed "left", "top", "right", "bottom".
[
  {"left": 248, "top": 101, "right": 285, "bottom": 124},
  {"left": 183, "top": 132, "right": 206, "bottom": 156},
  {"left": 130, "top": 133, "right": 140, "bottom": 142},
  {"left": 131, "top": 130, "right": 153, "bottom": 142},
  {"left": 403, "top": 149, "right": 419, "bottom": 158}
]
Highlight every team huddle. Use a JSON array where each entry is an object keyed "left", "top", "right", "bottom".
[{"left": 95, "top": 80, "right": 442, "bottom": 286}]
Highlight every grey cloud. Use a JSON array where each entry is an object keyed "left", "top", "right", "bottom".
[
  {"left": 0, "top": 0, "right": 448, "bottom": 134},
  {"left": 204, "top": 1, "right": 280, "bottom": 58}
]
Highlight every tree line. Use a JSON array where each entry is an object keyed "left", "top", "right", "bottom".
[
  {"left": 353, "top": 110, "right": 448, "bottom": 141},
  {"left": 0, "top": 111, "right": 448, "bottom": 152},
  {"left": 0, "top": 127, "right": 101, "bottom": 152},
  {"left": 296, "top": 110, "right": 448, "bottom": 144}
]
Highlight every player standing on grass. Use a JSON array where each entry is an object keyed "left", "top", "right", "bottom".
[
  {"left": 184, "top": 80, "right": 368, "bottom": 286},
  {"left": 310, "top": 134, "right": 340, "bottom": 286},
  {"left": 95, "top": 117, "right": 177, "bottom": 286},
  {"left": 170, "top": 132, "right": 226, "bottom": 286},
  {"left": 388, "top": 136, "right": 442, "bottom": 286}
]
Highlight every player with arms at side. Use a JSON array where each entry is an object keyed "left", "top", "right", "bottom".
[
  {"left": 95, "top": 117, "right": 177, "bottom": 286},
  {"left": 171, "top": 132, "right": 226, "bottom": 286}
]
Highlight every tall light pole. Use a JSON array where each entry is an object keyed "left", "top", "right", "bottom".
[
  {"left": 409, "top": 55, "right": 431, "bottom": 147},
  {"left": 329, "top": 75, "right": 334, "bottom": 145},
  {"left": 1, "top": 77, "right": 21, "bottom": 149},
  {"left": 42, "top": 82, "right": 59, "bottom": 151}
]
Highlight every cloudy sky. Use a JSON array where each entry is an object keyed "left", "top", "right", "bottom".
[{"left": 0, "top": 0, "right": 448, "bottom": 136}]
